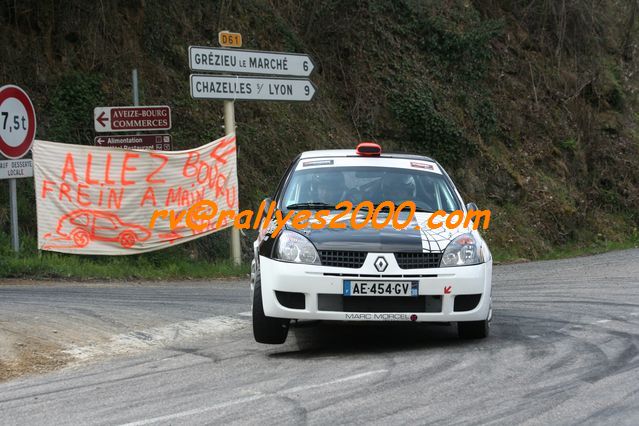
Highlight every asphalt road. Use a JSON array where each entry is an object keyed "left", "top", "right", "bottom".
[{"left": 1, "top": 249, "right": 638, "bottom": 425}]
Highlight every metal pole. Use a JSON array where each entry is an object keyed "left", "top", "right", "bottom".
[
  {"left": 132, "top": 69, "right": 139, "bottom": 106},
  {"left": 224, "top": 100, "right": 241, "bottom": 265},
  {"left": 9, "top": 178, "right": 19, "bottom": 252}
]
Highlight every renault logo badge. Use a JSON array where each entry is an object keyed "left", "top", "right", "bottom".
[{"left": 374, "top": 256, "right": 388, "bottom": 272}]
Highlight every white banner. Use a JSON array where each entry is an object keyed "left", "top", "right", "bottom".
[{"left": 33, "top": 134, "right": 238, "bottom": 255}]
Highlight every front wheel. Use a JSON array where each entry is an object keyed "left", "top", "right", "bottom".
[
  {"left": 118, "top": 230, "right": 137, "bottom": 248},
  {"left": 252, "top": 270, "right": 290, "bottom": 344},
  {"left": 458, "top": 319, "right": 489, "bottom": 339}
]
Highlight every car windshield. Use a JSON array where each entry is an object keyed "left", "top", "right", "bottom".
[{"left": 281, "top": 166, "right": 461, "bottom": 212}]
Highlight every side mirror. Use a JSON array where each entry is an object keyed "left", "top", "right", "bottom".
[
  {"left": 466, "top": 202, "right": 478, "bottom": 212},
  {"left": 262, "top": 197, "right": 272, "bottom": 216}
]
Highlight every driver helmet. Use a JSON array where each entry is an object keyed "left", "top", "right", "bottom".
[
  {"left": 313, "top": 172, "right": 345, "bottom": 205},
  {"left": 382, "top": 173, "right": 416, "bottom": 202}
]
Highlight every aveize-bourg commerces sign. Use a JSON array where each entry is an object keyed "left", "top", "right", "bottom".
[{"left": 94, "top": 106, "right": 171, "bottom": 133}]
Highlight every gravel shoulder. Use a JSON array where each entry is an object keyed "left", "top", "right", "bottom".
[{"left": 0, "top": 279, "right": 249, "bottom": 382}]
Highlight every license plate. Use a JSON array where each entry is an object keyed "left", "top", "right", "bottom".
[{"left": 343, "top": 280, "right": 418, "bottom": 297}]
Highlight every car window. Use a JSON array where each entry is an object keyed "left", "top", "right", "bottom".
[
  {"left": 281, "top": 166, "right": 461, "bottom": 212},
  {"left": 94, "top": 216, "right": 118, "bottom": 230},
  {"left": 70, "top": 213, "right": 89, "bottom": 227}
]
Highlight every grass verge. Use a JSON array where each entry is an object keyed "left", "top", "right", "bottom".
[
  {"left": 492, "top": 237, "right": 639, "bottom": 263},
  {"left": 0, "top": 235, "right": 249, "bottom": 281}
]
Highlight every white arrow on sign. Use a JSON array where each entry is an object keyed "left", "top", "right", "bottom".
[
  {"left": 189, "top": 47, "right": 315, "bottom": 77},
  {"left": 190, "top": 75, "right": 316, "bottom": 102}
]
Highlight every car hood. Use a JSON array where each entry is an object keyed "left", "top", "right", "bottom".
[{"left": 286, "top": 211, "right": 471, "bottom": 252}]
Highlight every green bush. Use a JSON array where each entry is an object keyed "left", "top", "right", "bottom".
[
  {"left": 47, "top": 72, "right": 105, "bottom": 144},
  {"left": 390, "top": 88, "right": 475, "bottom": 165},
  {"left": 416, "top": 15, "right": 502, "bottom": 81}
]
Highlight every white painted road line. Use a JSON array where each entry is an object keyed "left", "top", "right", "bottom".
[
  {"left": 595, "top": 319, "right": 611, "bottom": 324},
  {"left": 118, "top": 369, "right": 388, "bottom": 426},
  {"left": 238, "top": 311, "right": 252, "bottom": 317},
  {"left": 281, "top": 369, "right": 388, "bottom": 395}
]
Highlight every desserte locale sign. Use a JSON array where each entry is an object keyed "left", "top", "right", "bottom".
[{"left": 0, "top": 158, "right": 33, "bottom": 179}]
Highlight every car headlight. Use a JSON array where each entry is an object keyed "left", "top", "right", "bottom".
[
  {"left": 275, "top": 230, "right": 321, "bottom": 265},
  {"left": 440, "top": 233, "right": 484, "bottom": 267}
]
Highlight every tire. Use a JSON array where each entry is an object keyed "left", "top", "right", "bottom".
[
  {"left": 252, "top": 269, "right": 290, "bottom": 344},
  {"left": 118, "top": 231, "right": 137, "bottom": 248},
  {"left": 458, "top": 319, "right": 489, "bottom": 339},
  {"left": 71, "top": 228, "right": 90, "bottom": 248}
]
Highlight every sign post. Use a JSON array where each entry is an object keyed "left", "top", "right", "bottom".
[
  {"left": 0, "top": 84, "right": 37, "bottom": 253},
  {"left": 9, "top": 178, "right": 18, "bottom": 251},
  {"left": 132, "top": 69, "right": 140, "bottom": 106},
  {"left": 189, "top": 33, "right": 317, "bottom": 265},
  {"left": 224, "top": 100, "right": 241, "bottom": 265}
]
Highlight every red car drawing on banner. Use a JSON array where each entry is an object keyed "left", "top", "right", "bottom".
[{"left": 47, "top": 209, "right": 152, "bottom": 249}]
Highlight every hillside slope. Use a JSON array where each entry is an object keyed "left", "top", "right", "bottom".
[{"left": 1, "top": 0, "right": 638, "bottom": 261}]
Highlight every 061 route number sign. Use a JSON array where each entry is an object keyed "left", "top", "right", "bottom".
[
  {"left": 0, "top": 85, "right": 36, "bottom": 159},
  {"left": 218, "top": 31, "right": 242, "bottom": 47}
]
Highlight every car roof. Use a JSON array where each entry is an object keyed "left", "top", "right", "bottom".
[{"left": 299, "top": 149, "right": 436, "bottom": 162}]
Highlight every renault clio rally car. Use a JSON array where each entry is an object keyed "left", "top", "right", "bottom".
[{"left": 251, "top": 143, "right": 492, "bottom": 344}]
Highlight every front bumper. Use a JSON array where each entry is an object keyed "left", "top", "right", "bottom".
[{"left": 258, "top": 253, "right": 492, "bottom": 322}]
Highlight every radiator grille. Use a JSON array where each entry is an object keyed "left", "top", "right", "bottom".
[
  {"left": 394, "top": 252, "right": 442, "bottom": 269},
  {"left": 319, "top": 250, "right": 367, "bottom": 268}
]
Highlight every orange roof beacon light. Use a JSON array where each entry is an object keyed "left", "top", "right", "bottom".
[{"left": 356, "top": 142, "right": 382, "bottom": 157}]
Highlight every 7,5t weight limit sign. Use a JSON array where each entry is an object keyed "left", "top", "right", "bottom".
[
  {"left": 0, "top": 85, "right": 36, "bottom": 159},
  {"left": 190, "top": 75, "right": 316, "bottom": 101}
]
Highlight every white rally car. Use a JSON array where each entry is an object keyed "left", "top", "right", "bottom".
[{"left": 251, "top": 143, "right": 492, "bottom": 344}]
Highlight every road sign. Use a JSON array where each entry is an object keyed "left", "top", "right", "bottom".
[
  {"left": 189, "top": 47, "right": 315, "bottom": 77},
  {"left": 218, "top": 31, "right": 242, "bottom": 47},
  {"left": 0, "top": 85, "right": 36, "bottom": 159},
  {"left": 94, "top": 134, "right": 172, "bottom": 150},
  {"left": 190, "top": 75, "right": 316, "bottom": 102},
  {"left": 93, "top": 105, "right": 171, "bottom": 132},
  {"left": 0, "top": 159, "right": 33, "bottom": 179}
]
